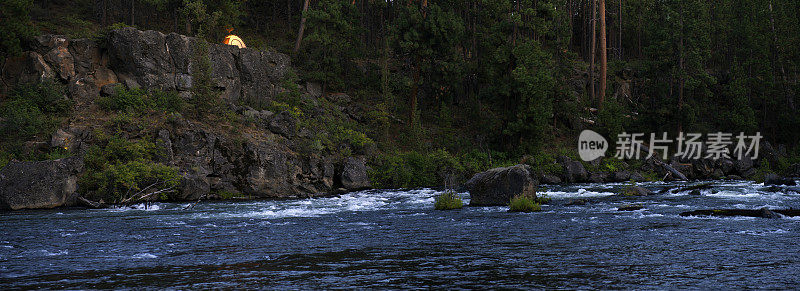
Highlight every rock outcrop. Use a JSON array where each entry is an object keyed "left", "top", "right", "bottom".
[
  {"left": 465, "top": 164, "right": 537, "bottom": 206},
  {"left": 0, "top": 28, "right": 372, "bottom": 210},
  {"left": 0, "top": 157, "right": 84, "bottom": 210},
  {"left": 2, "top": 28, "right": 289, "bottom": 105}
]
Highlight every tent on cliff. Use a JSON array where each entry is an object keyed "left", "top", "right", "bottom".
[{"left": 223, "top": 28, "right": 246, "bottom": 48}]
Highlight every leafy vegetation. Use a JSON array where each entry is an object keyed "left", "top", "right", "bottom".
[
  {"left": 97, "top": 86, "right": 183, "bottom": 113},
  {"left": 0, "top": 80, "right": 72, "bottom": 158},
  {"left": 434, "top": 191, "right": 463, "bottom": 210},
  {"left": 79, "top": 134, "right": 179, "bottom": 203},
  {"left": 508, "top": 195, "right": 543, "bottom": 213},
  {"left": 0, "top": 0, "right": 36, "bottom": 57}
]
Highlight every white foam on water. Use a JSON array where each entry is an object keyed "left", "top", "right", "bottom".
[
  {"left": 203, "top": 188, "right": 447, "bottom": 219},
  {"left": 132, "top": 253, "right": 158, "bottom": 259},
  {"left": 679, "top": 215, "right": 758, "bottom": 221},
  {"left": 40, "top": 250, "right": 68, "bottom": 256},
  {"left": 735, "top": 229, "right": 789, "bottom": 236},
  {"left": 623, "top": 212, "right": 665, "bottom": 219},
  {"left": 248, "top": 208, "right": 333, "bottom": 219},
  {"left": 542, "top": 188, "right": 616, "bottom": 199}
]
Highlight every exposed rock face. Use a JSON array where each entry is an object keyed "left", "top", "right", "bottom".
[
  {"left": 3, "top": 28, "right": 289, "bottom": 104},
  {"left": 156, "top": 121, "right": 342, "bottom": 200},
  {"left": 107, "top": 27, "right": 290, "bottom": 104},
  {"left": 0, "top": 157, "right": 84, "bottom": 210},
  {"left": 465, "top": 165, "right": 537, "bottom": 206},
  {"left": 0, "top": 29, "right": 369, "bottom": 209}
]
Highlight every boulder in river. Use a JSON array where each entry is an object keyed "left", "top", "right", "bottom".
[
  {"left": 679, "top": 207, "right": 798, "bottom": 219},
  {"left": 340, "top": 156, "right": 371, "bottom": 191},
  {"left": 764, "top": 173, "right": 796, "bottom": 186},
  {"left": 620, "top": 186, "right": 653, "bottom": 196},
  {"left": 465, "top": 164, "right": 537, "bottom": 206},
  {"left": 557, "top": 156, "right": 588, "bottom": 183},
  {"left": 618, "top": 204, "right": 644, "bottom": 211},
  {"left": 0, "top": 157, "right": 84, "bottom": 210}
]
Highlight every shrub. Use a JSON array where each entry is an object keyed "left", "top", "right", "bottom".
[
  {"left": 79, "top": 135, "right": 178, "bottom": 203},
  {"left": 97, "top": 87, "right": 183, "bottom": 113},
  {"left": 368, "top": 149, "right": 464, "bottom": 189},
  {"left": 81, "top": 160, "right": 179, "bottom": 203},
  {"left": 189, "top": 40, "right": 221, "bottom": 117},
  {"left": 0, "top": 81, "right": 72, "bottom": 156},
  {"left": 434, "top": 191, "right": 463, "bottom": 210},
  {"left": 508, "top": 195, "right": 542, "bottom": 212}
]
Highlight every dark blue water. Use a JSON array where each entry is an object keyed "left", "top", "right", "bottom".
[{"left": 2, "top": 181, "right": 800, "bottom": 289}]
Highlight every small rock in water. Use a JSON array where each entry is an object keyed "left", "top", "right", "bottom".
[
  {"left": 620, "top": 186, "right": 653, "bottom": 196},
  {"left": 758, "top": 207, "right": 782, "bottom": 219},
  {"left": 618, "top": 204, "right": 644, "bottom": 211},
  {"left": 566, "top": 199, "right": 588, "bottom": 206}
]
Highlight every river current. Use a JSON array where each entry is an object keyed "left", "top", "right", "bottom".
[{"left": 2, "top": 181, "right": 800, "bottom": 289}]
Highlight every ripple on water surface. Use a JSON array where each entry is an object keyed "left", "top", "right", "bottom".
[{"left": 1, "top": 182, "right": 799, "bottom": 289}]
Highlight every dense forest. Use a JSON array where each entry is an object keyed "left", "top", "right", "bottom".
[{"left": 2, "top": 0, "right": 800, "bottom": 187}]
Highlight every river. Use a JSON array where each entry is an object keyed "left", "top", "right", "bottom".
[{"left": 2, "top": 181, "right": 799, "bottom": 289}]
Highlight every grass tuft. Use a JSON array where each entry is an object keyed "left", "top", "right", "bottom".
[
  {"left": 434, "top": 191, "right": 463, "bottom": 210},
  {"left": 508, "top": 195, "right": 542, "bottom": 212}
]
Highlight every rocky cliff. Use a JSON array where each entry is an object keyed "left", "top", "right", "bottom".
[{"left": 0, "top": 28, "right": 371, "bottom": 210}]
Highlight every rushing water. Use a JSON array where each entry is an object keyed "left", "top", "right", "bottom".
[{"left": 2, "top": 181, "right": 800, "bottom": 289}]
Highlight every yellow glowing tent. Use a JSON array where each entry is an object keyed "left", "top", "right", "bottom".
[{"left": 223, "top": 35, "right": 246, "bottom": 49}]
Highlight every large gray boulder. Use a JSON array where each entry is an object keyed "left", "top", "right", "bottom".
[
  {"left": 465, "top": 164, "right": 537, "bottom": 206},
  {"left": 557, "top": 156, "right": 588, "bottom": 183},
  {"left": 340, "top": 156, "right": 371, "bottom": 191},
  {"left": 0, "top": 157, "right": 84, "bottom": 210}
]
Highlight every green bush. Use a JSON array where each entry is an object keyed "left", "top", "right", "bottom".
[
  {"left": 97, "top": 87, "right": 183, "bottom": 113},
  {"left": 434, "top": 191, "right": 463, "bottom": 210},
  {"left": 368, "top": 149, "right": 465, "bottom": 189},
  {"left": 81, "top": 160, "right": 180, "bottom": 203},
  {"left": 80, "top": 135, "right": 178, "bottom": 203},
  {"left": 508, "top": 195, "right": 542, "bottom": 212},
  {"left": 523, "top": 152, "right": 563, "bottom": 176},
  {"left": 0, "top": 81, "right": 72, "bottom": 156}
]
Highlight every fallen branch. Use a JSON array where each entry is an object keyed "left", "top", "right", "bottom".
[
  {"left": 77, "top": 196, "right": 107, "bottom": 209},
  {"left": 120, "top": 180, "right": 176, "bottom": 206}
]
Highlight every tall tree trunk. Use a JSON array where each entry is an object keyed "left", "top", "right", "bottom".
[
  {"left": 130, "top": 0, "right": 134, "bottom": 26},
  {"left": 287, "top": 0, "right": 293, "bottom": 30},
  {"left": 512, "top": 0, "right": 520, "bottom": 45},
  {"left": 293, "top": 0, "right": 311, "bottom": 55},
  {"left": 678, "top": 5, "right": 685, "bottom": 133},
  {"left": 599, "top": 0, "right": 607, "bottom": 109},
  {"left": 618, "top": 0, "right": 622, "bottom": 60},
  {"left": 768, "top": 0, "right": 794, "bottom": 110},
  {"left": 590, "top": 0, "right": 597, "bottom": 104},
  {"left": 409, "top": 0, "right": 428, "bottom": 128}
]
